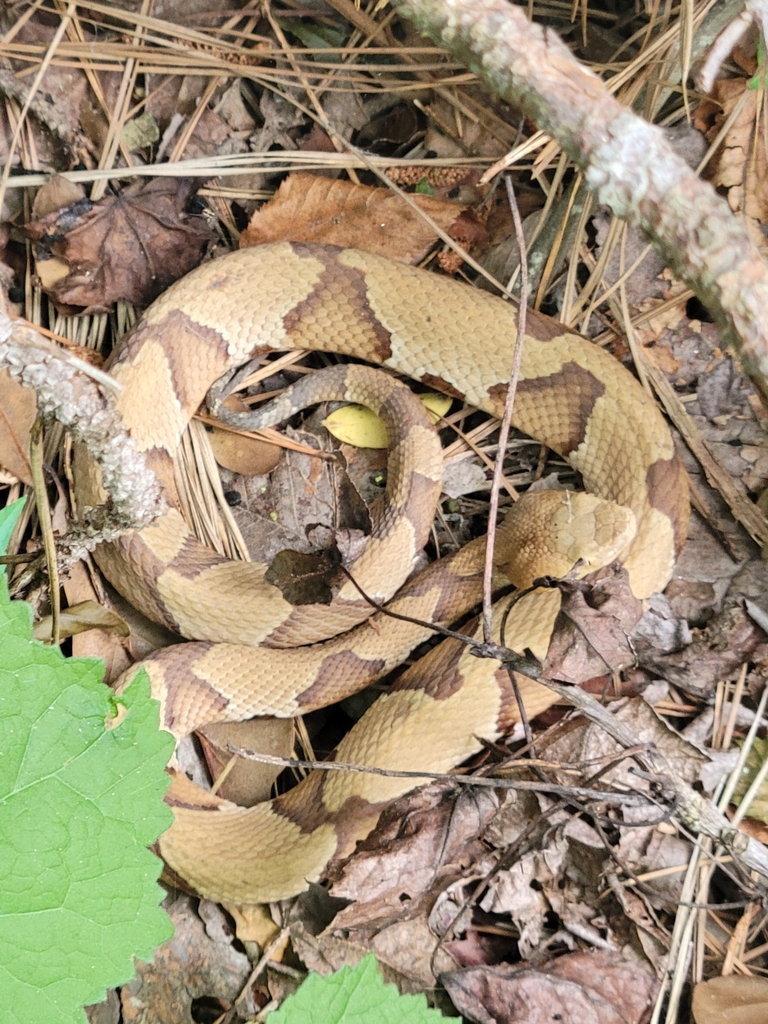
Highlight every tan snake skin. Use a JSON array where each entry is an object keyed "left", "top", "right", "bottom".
[{"left": 89, "top": 242, "right": 689, "bottom": 903}]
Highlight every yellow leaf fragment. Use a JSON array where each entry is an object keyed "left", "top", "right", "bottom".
[
  {"left": 324, "top": 404, "right": 388, "bottom": 449},
  {"left": 420, "top": 392, "right": 452, "bottom": 422},
  {"left": 323, "top": 393, "right": 452, "bottom": 449}
]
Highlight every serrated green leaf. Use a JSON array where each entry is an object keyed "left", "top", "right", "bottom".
[
  {"left": 267, "top": 954, "right": 447, "bottom": 1024},
  {"left": 0, "top": 577, "right": 175, "bottom": 1024}
]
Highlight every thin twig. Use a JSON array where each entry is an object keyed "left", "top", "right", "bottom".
[
  {"left": 225, "top": 747, "right": 655, "bottom": 806},
  {"left": 0, "top": 152, "right": 492, "bottom": 191},
  {"left": 482, "top": 177, "right": 528, "bottom": 645},
  {"left": 217, "top": 926, "right": 291, "bottom": 1024},
  {"left": 0, "top": 553, "right": 36, "bottom": 565},
  {"left": 194, "top": 411, "right": 335, "bottom": 459},
  {"left": 339, "top": 565, "right": 542, "bottom": 678},
  {"left": 29, "top": 419, "right": 59, "bottom": 644},
  {"left": 506, "top": 666, "right": 535, "bottom": 751}
]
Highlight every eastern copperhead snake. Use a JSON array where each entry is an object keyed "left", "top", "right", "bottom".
[{"left": 84, "top": 241, "right": 689, "bottom": 904}]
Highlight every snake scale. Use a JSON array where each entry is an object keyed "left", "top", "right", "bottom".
[{"left": 87, "top": 241, "right": 689, "bottom": 904}]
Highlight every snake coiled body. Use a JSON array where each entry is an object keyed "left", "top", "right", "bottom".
[{"left": 90, "top": 242, "right": 688, "bottom": 904}]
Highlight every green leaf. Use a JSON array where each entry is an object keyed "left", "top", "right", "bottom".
[
  {"left": 0, "top": 578, "right": 175, "bottom": 1024},
  {"left": 275, "top": 17, "right": 346, "bottom": 59},
  {"left": 748, "top": 36, "right": 766, "bottom": 90},
  {"left": 0, "top": 498, "right": 26, "bottom": 575},
  {"left": 267, "top": 955, "right": 447, "bottom": 1024}
]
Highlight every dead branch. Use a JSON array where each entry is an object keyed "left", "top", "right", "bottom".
[
  {"left": 392, "top": 0, "right": 768, "bottom": 405},
  {"left": 0, "top": 313, "right": 163, "bottom": 559},
  {"left": 544, "top": 681, "right": 768, "bottom": 881},
  {"left": 226, "top": 747, "right": 658, "bottom": 808}
]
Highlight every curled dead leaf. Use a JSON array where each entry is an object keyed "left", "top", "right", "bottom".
[
  {"left": 197, "top": 718, "right": 293, "bottom": 807},
  {"left": 31, "top": 174, "right": 85, "bottom": 219}
]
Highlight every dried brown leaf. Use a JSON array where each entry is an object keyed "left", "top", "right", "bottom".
[
  {"left": 544, "top": 568, "right": 643, "bottom": 684},
  {"left": 638, "top": 601, "right": 768, "bottom": 696},
  {"left": 24, "top": 178, "right": 215, "bottom": 310},
  {"left": 692, "top": 974, "right": 768, "bottom": 1024},
  {"left": 3, "top": 20, "right": 87, "bottom": 151},
  {"left": 286, "top": 786, "right": 502, "bottom": 991},
  {"left": 208, "top": 394, "right": 282, "bottom": 475},
  {"left": 181, "top": 109, "right": 233, "bottom": 161},
  {"left": 664, "top": 579, "right": 717, "bottom": 625},
  {"left": 290, "top": 919, "right": 450, "bottom": 997},
  {"left": 328, "top": 785, "right": 500, "bottom": 928},
  {"left": 711, "top": 80, "right": 768, "bottom": 223},
  {"left": 32, "top": 600, "right": 130, "bottom": 643},
  {"left": 479, "top": 834, "right": 568, "bottom": 955},
  {"left": 442, "top": 951, "right": 657, "bottom": 1024},
  {"left": 145, "top": 73, "right": 207, "bottom": 128},
  {"left": 0, "top": 369, "right": 35, "bottom": 484},
  {"left": 61, "top": 561, "right": 132, "bottom": 684},
  {"left": 208, "top": 427, "right": 282, "bottom": 476},
  {"left": 292, "top": 786, "right": 499, "bottom": 987},
  {"left": 85, "top": 989, "right": 120, "bottom": 1024},
  {"left": 197, "top": 717, "right": 293, "bottom": 806},
  {"left": 31, "top": 175, "right": 86, "bottom": 220},
  {"left": 230, "top": 420, "right": 371, "bottom": 589},
  {"left": 241, "top": 172, "right": 485, "bottom": 264},
  {"left": 120, "top": 895, "right": 250, "bottom": 1024}
]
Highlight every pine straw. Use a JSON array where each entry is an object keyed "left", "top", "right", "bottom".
[{"left": 2, "top": 0, "right": 767, "bottom": 1013}]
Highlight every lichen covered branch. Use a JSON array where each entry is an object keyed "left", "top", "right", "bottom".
[
  {"left": 0, "top": 314, "right": 163, "bottom": 560},
  {"left": 392, "top": 0, "right": 768, "bottom": 403}
]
